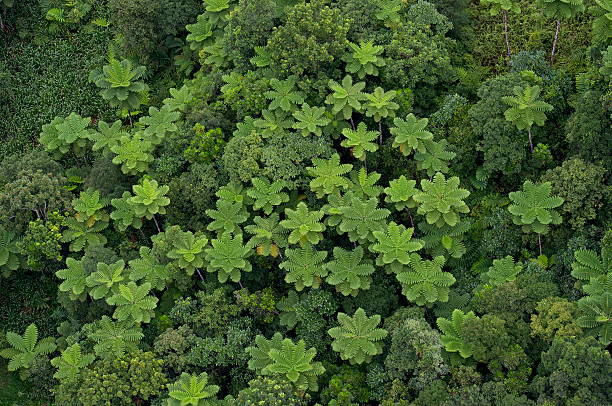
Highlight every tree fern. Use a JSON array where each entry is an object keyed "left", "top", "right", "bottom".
[
  {"left": 139, "top": 106, "right": 180, "bottom": 145},
  {"left": 167, "top": 372, "right": 220, "bottom": 406},
  {"left": 384, "top": 175, "right": 418, "bottom": 211},
  {"left": 86, "top": 259, "right": 127, "bottom": 300},
  {"left": 436, "top": 309, "right": 479, "bottom": 358},
  {"left": 88, "top": 58, "right": 148, "bottom": 112},
  {"left": 414, "top": 139, "right": 456, "bottom": 176},
  {"left": 482, "top": 256, "right": 523, "bottom": 286},
  {"left": 571, "top": 249, "right": 608, "bottom": 282},
  {"left": 341, "top": 123, "right": 378, "bottom": 161},
  {"left": 205, "top": 232, "right": 252, "bottom": 283},
  {"left": 576, "top": 291, "right": 611, "bottom": 346},
  {"left": 292, "top": 103, "right": 330, "bottom": 137},
  {"left": 371, "top": 222, "right": 424, "bottom": 274},
  {"left": 390, "top": 113, "right": 432, "bottom": 155},
  {"left": 348, "top": 168, "right": 383, "bottom": 199},
  {"left": 106, "top": 281, "right": 158, "bottom": 324},
  {"left": 110, "top": 132, "right": 155, "bottom": 175},
  {"left": 280, "top": 243, "right": 328, "bottom": 291},
  {"left": 265, "top": 76, "right": 305, "bottom": 113},
  {"left": 40, "top": 113, "right": 91, "bottom": 158},
  {"left": 325, "top": 75, "right": 366, "bottom": 120},
  {"left": 56, "top": 257, "right": 88, "bottom": 300},
  {"left": 245, "top": 214, "right": 289, "bottom": 257},
  {"left": 129, "top": 178, "right": 171, "bottom": 221},
  {"left": 413, "top": 173, "right": 470, "bottom": 228},
  {"left": 364, "top": 87, "right": 399, "bottom": 123},
  {"left": 508, "top": 181, "right": 563, "bottom": 235},
  {"left": 206, "top": 199, "right": 249, "bottom": 235},
  {"left": 396, "top": 254, "right": 455, "bottom": 305},
  {"left": 337, "top": 195, "right": 390, "bottom": 244},
  {"left": 328, "top": 308, "right": 387, "bottom": 364},
  {"left": 254, "top": 109, "right": 294, "bottom": 138},
  {"left": 110, "top": 191, "right": 143, "bottom": 231},
  {"left": 325, "top": 246, "right": 375, "bottom": 296},
  {"left": 280, "top": 202, "right": 326, "bottom": 246},
  {"left": 128, "top": 246, "right": 171, "bottom": 291},
  {"left": 50, "top": 343, "right": 94, "bottom": 382},
  {"left": 0, "top": 226, "right": 21, "bottom": 277},
  {"left": 502, "top": 85, "right": 553, "bottom": 151},
  {"left": 417, "top": 219, "right": 472, "bottom": 259},
  {"left": 0, "top": 323, "right": 56, "bottom": 372},
  {"left": 72, "top": 188, "right": 109, "bottom": 227},
  {"left": 247, "top": 177, "right": 290, "bottom": 215},
  {"left": 167, "top": 229, "right": 209, "bottom": 276},
  {"left": 343, "top": 41, "right": 386, "bottom": 79},
  {"left": 61, "top": 216, "right": 108, "bottom": 252},
  {"left": 307, "top": 154, "right": 353, "bottom": 198},
  {"left": 88, "top": 316, "right": 143, "bottom": 358}
]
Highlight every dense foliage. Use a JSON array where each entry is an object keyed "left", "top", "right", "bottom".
[{"left": 0, "top": 0, "right": 610, "bottom": 405}]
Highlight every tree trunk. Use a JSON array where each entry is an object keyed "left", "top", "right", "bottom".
[
  {"left": 551, "top": 20, "right": 560, "bottom": 63},
  {"left": 538, "top": 234, "right": 542, "bottom": 256},
  {"left": 378, "top": 121, "right": 383, "bottom": 145},
  {"left": 503, "top": 10, "right": 511, "bottom": 59},
  {"left": 527, "top": 128, "right": 534, "bottom": 153}
]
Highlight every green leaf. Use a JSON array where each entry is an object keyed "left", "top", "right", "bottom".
[{"left": 328, "top": 308, "right": 387, "bottom": 364}]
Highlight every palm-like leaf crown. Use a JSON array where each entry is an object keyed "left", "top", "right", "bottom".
[
  {"left": 110, "top": 132, "right": 155, "bottom": 175},
  {"left": 106, "top": 281, "right": 158, "bottom": 324},
  {"left": 481, "top": 0, "right": 521, "bottom": 15},
  {"left": 482, "top": 256, "right": 523, "bottom": 286},
  {"left": 110, "top": 191, "right": 143, "bottom": 231},
  {"left": 89, "top": 58, "right": 148, "bottom": 110},
  {"left": 261, "top": 338, "right": 325, "bottom": 391},
  {"left": 167, "top": 372, "right": 220, "bottom": 406},
  {"left": 396, "top": 254, "right": 455, "bottom": 305},
  {"left": 307, "top": 154, "right": 353, "bottom": 198},
  {"left": 341, "top": 123, "right": 379, "bottom": 161},
  {"left": 337, "top": 195, "right": 390, "bottom": 244},
  {"left": 371, "top": 222, "right": 424, "bottom": 274},
  {"left": 502, "top": 85, "right": 553, "bottom": 131},
  {"left": 72, "top": 188, "right": 109, "bottom": 226},
  {"left": 139, "top": 106, "right": 180, "bottom": 145},
  {"left": 328, "top": 308, "right": 388, "bottom": 364},
  {"left": 247, "top": 177, "right": 290, "bottom": 215},
  {"left": 40, "top": 113, "right": 91, "bottom": 157},
  {"left": 348, "top": 169, "right": 384, "bottom": 199},
  {"left": 280, "top": 243, "right": 328, "bottom": 291},
  {"left": 166, "top": 229, "right": 209, "bottom": 276},
  {"left": 571, "top": 248, "right": 609, "bottom": 282},
  {"left": 325, "top": 75, "right": 366, "bottom": 119},
  {"left": 292, "top": 103, "right": 330, "bottom": 137},
  {"left": 344, "top": 41, "right": 386, "bottom": 79},
  {"left": 51, "top": 343, "right": 94, "bottom": 382},
  {"left": 206, "top": 199, "right": 248, "bottom": 234},
  {"left": 61, "top": 216, "right": 108, "bottom": 252},
  {"left": 384, "top": 175, "right": 418, "bottom": 211},
  {"left": 325, "top": 246, "right": 375, "bottom": 296},
  {"left": 265, "top": 76, "right": 305, "bottom": 113},
  {"left": 88, "top": 315, "right": 144, "bottom": 358},
  {"left": 205, "top": 232, "right": 252, "bottom": 283},
  {"left": 507, "top": 181, "right": 563, "bottom": 234},
  {"left": 536, "top": 0, "right": 585, "bottom": 18},
  {"left": 245, "top": 214, "right": 289, "bottom": 257},
  {"left": 280, "top": 202, "right": 327, "bottom": 246},
  {"left": 364, "top": 87, "right": 399, "bottom": 122},
  {"left": 56, "top": 257, "right": 88, "bottom": 300},
  {"left": 417, "top": 219, "right": 472, "bottom": 259},
  {"left": 0, "top": 323, "right": 56, "bottom": 372},
  {"left": 576, "top": 289, "right": 611, "bottom": 346},
  {"left": 414, "top": 139, "right": 456, "bottom": 177},
  {"left": 413, "top": 173, "right": 470, "bottom": 228},
  {"left": 390, "top": 114, "right": 432, "bottom": 155},
  {"left": 128, "top": 246, "right": 171, "bottom": 291},
  {"left": 436, "top": 309, "right": 479, "bottom": 358},
  {"left": 129, "top": 178, "right": 171, "bottom": 220},
  {"left": 86, "top": 259, "right": 127, "bottom": 300}
]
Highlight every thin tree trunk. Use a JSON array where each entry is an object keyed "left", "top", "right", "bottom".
[
  {"left": 378, "top": 121, "right": 383, "bottom": 145},
  {"left": 195, "top": 268, "right": 205, "bottom": 282},
  {"left": 538, "top": 234, "right": 542, "bottom": 256},
  {"left": 527, "top": 128, "right": 534, "bottom": 153},
  {"left": 503, "top": 10, "right": 511, "bottom": 59},
  {"left": 350, "top": 116, "right": 355, "bottom": 131},
  {"left": 551, "top": 20, "right": 560, "bottom": 63},
  {"left": 152, "top": 214, "right": 161, "bottom": 233}
]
